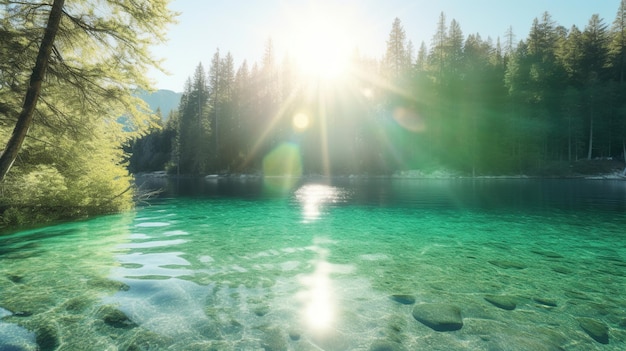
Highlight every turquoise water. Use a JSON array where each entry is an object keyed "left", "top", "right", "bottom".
[{"left": 1, "top": 178, "right": 625, "bottom": 350}]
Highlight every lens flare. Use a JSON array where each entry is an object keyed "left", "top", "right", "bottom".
[
  {"left": 293, "top": 113, "right": 310, "bottom": 131},
  {"left": 392, "top": 107, "right": 425, "bottom": 132},
  {"left": 262, "top": 142, "right": 303, "bottom": 193}
]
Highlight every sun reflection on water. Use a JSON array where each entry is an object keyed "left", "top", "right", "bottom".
[
  {"left": 295, "top": 183, "right": 347, "bottom": 222},
  {"left": 294, "top": 185, "right": 351, "bottom": 335},
  {"left": 298, "top": 246, "right": 336, "bottom": 332}
]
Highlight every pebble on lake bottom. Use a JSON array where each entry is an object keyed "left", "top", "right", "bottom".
[
  {"left": 577, "top": 317, "right": 609, "bottom": 344},
  {"left": 411, "top": 303, "right": 463, "bottom": 332},
  {"left": 389, "top": 294, "right": 416, "bottom": 305},
  {"left": 484, "top": 295, "right": 517, "bottom": 310}
]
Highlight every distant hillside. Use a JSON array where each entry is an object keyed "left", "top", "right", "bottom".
[{"left": 137, "top": 89, "right": 182, "bottom": 121}]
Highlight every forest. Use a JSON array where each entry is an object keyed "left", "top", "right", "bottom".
[
  {"left": 131, "top": 3, "right": 626, "bottom": 178},
  {"left": 2, "top": 1, "right": 626, "bottom": 227}
]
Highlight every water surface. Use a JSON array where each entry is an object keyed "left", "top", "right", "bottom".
[{"left": 1, "top": 178, "right": 625, "bottom": 350}]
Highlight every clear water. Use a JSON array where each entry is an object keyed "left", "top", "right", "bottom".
[{"left": 1, "top": 178, "right": 625, "bottom": 350}]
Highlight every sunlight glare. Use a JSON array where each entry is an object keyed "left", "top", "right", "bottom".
[
  {"left": 284, "top": 6, "right": 355, "bottom": 80},
  {"left": 295, "top": 184, "right": 344, "bottom": 223},
  {"left": 306, "top": 261, "right": 334, "bottom": 329},
  {"left": 293, "top": 112, "right": 310, "bottom": 131},
  {"left": 298, "top": 248, "right": 335, "bottom": 332}
]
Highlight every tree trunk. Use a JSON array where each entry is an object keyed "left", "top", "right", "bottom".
[
  {"left": 587, "top": 107, "right": 593, "bottom": 160},
  {"left": 0, "top": 0, "right": 65, "bottom": 182},
  {"left": 567, "top": 113, "right": 572, "bottom": 162}
]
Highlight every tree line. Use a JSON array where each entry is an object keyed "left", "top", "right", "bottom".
[{"left": 131, "top": 2, "right": 626, "bottom": 177}]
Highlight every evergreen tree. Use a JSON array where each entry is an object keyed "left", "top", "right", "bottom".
[
  {"left": 609, "top": 0, "right": 626, "bottom": 160},
  {"left": 216, "top": 51, "right": 236, "bottom": 171},
  {"left": 415, "top": 42, "right": 428, "bottom": 72},
  {"left": 232, "top": 60, "right": 251, "bottom": 168},
  {"left": 610, "top": 0, "right": 626, "bottom": 84},
  {"left": 447, "top": 19, "right": 465, "bottom": 78},
  {"left": 207, "top": 49, "right": 221, "bottom": 170},
  {"left": 383, "top": 18, "right": 410, "bottom": 80},
  {"left": 581, "top": 14, "right": 610, "bottom": 159},
  {"left": 429, "top": 12, "right": 448, "bottom": 82},
  {"left": 556, "top": 26, "right": 585, "bottom": 160},
  {"left": 177, "top": 63, "right": 211, "bottom": 175}
]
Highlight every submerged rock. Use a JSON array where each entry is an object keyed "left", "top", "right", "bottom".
[
  {"left": 13, "top": 311, "right": 32, "bottom": 317},
  {"left": 484, "top": 295, "right": 517, "bottom": 310},
  {"left": 577, "top": 317, "right": 609, "bottom": 344},
  {"left": 97, "top": 305, "right": 137, "bottom": 329},
  {"left": 389, "top": 294, "right": 416, "bottom": 305},
  {"left": 62, "top": 296, "right": 94, "bottom": 313},
  {"left": 288, "top": 329, "right": 301, "bottom": 341},
  {"left": 253, "top": 304, "right": 270, "bottom": 317},
  {"left": 35, "top": 322, "right": 59, "bottom": 351},
  {"left": 6, "top": 274, "right": 24, "bottom": 283},
  {"left": 89, "top": 278, "right": 130, "bottom": 291},
  {"left": 412, "top": 303, "right": 463, "bottom": 332}
]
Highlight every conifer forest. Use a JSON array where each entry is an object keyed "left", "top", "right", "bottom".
[{"left": 131, "top": 6, "right": 626, "bottom": 177}]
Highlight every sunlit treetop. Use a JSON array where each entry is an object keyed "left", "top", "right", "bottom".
[{"left": 0, "top": 0, "right": 177, "bottom": 218}]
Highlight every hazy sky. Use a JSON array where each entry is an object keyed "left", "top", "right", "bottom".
[{"left": 148, "top": 0, "right": 623, "bottom": 91}]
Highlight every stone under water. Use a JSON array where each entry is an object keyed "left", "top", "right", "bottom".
[{"left": 411, "top": 303, "right": 463, "bottom": 332}]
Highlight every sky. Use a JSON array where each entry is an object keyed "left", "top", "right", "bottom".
[{"left": 148, "top": 0, "right": 623, "bottom": 92}]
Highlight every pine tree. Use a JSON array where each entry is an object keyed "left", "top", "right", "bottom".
[
  {"left": 208, "top": 49, "right": 221, "bottom": 170},
  {"left": 447, "top": 19, "right": 465, "bottom": 77},
  {"left": 556, "top": 26, "right": 585, "bottom": 160},
  {"left": 609, "top": 0, "right": 626, "bottom": 160},
  {"left": 383, "top": 18, "right": 409, "bottom": 80},
  {"left": 581, "top": 14, "right": 610, "bottom": 159},
  {"left": 609, "top": 0, "right": 626, "bottom": 84},
  {"left": 217, "top": 51, "right": 236, "bottom": 170},
  {"left": 429, "top": 12, "right": 448, "bottom": 82},
  {"left": 415, "top": 42, "right": 428, "bottom": 72},
  {"left": 177, "top": 63, "right": 211, "bottom": 175}
]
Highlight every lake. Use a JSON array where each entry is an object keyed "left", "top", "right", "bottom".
[{"left": 1, "top": 178, "right": 625, "bottom": 350}]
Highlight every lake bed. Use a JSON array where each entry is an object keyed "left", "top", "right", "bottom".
[{"left": 1, "top": 178, "right": 625, "bottom": 350}]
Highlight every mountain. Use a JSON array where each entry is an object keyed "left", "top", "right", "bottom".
[{"left": 137, "top": 89, "right": 182, "bottom": 121}]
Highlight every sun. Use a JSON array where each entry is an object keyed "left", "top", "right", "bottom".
[
  {"left": 283, "top": 5, "right": 356, "bottom": 81},
  {"left": 293, "top": 112, "right": 310, "bottom": 130}
]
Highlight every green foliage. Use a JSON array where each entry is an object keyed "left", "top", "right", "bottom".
[
  {"left": 176, "top": 63, "right": 212, "bottom": 175},
  {"left": 0, "top": 0, "right": 176, "bottom": 227}
]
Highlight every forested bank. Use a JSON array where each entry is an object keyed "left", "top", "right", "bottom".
[
  {"left": 3, "top": 2, "right": 626, "bottom": 229},
  {"left": 0, "top": 1, "right": 175, "bottom": 227},
  {"left": 131, "top": 2, "right": 626, "bottom": 177}
]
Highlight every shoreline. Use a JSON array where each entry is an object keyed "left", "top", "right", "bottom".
[{"left": 135, "top": 169, "right": 626, "bottom": 182}]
